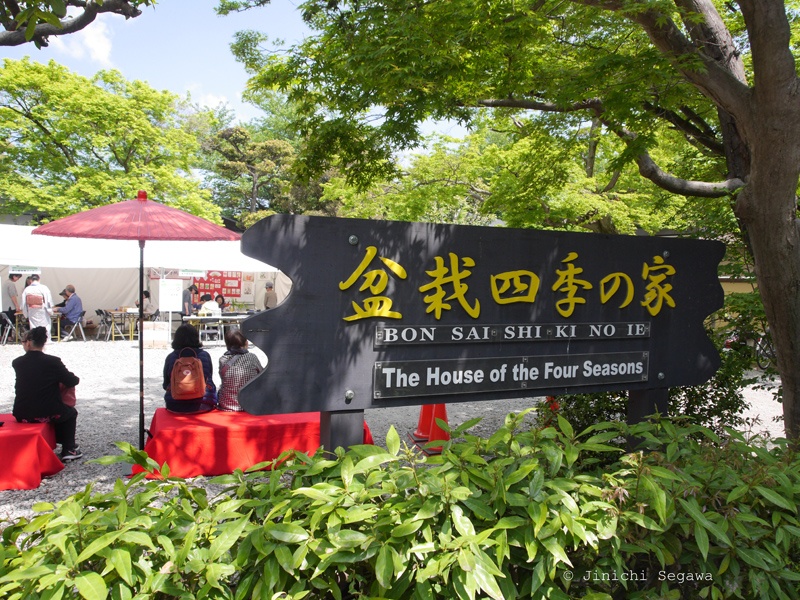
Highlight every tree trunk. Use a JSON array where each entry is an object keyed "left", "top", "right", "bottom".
[
  {"left": 638, "top": 0, "right": 800, "bottom": 439},
  {"left": 250, "top": 173, "right": 260, "bottom": 213},
  {"left": 734, "top": 120, "right": 800, "bottom": 439}
]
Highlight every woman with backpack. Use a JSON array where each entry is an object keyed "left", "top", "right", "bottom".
[{"left": 163, "top": 324, "right": 216, "bottom": 413}]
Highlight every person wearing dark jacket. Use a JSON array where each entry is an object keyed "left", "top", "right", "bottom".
[
  {"left": 163, "top": 323, "right": 216, "bottom": 413},
  {"left": 12, "top": 326, "right": 82, "bottom": 461}
]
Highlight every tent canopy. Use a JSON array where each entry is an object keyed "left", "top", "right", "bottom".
[
  {"left": 0, "top": 225, "right": 287, "bottom": 318},
  {"left": 0, "top": 224, "right": 274, "bottom": 272}
]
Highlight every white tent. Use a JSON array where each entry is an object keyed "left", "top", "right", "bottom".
[{"left": 0, "top": 224, "right": 289, "bottom": 321}]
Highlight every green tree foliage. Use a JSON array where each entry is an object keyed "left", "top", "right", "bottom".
[
  {"left": 222, "top": 0, "right": 800, "bottom": 439},
  {"left": 0, "top": 58, "right": 221, "bottom": 222},
  {"left": 241, "top": 89, "right": 304, "bottom": 147},
  {"left": 200, "top": 122, "right": 340, "bottom": 225},
  {"left": 197, "top": 89, "right": 348, "bottom": 224},
  {"left": 0, "top": 1, "right": 154, "bottom": 48},
  {"left": 328, "top": 115, "right": 695, "bottom": 231},
  {"left": 202, "top": 125, "right": 295, "bottom": 217},
  {"left": 325, "top": 133, "right": 496, "bottom": 225}
]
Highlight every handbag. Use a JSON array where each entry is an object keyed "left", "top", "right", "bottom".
[{"left": 59, "top": 383, "right": 76, "bottom": 407}]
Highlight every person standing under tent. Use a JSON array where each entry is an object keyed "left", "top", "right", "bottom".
[
  {"left": 264, "top": 281, "right": 278, "bottom": 310},
  {"left": 182, "top": 284, "right": 198, "bottom": 317},
  {"left": 197, "top": 293, "right": 222, "bottom": 341},
  {"left": 2, "top": 273, "right": 21, "bottom": 336},
  {"left": 21, "top": 274, "right": 53, "bottom": 341}
]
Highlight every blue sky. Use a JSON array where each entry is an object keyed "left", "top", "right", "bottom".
[{"left": 1, "top": 0, "right": 309, "bottom": 122}]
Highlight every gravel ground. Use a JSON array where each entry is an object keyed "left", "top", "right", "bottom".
[{"left": 0, "top": 339, "right": 785, "bottom": 524}]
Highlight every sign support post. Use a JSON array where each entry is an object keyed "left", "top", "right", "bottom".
[
  {"left": 626, "top": 388, "right": 670, "bottom": 449},
  {"left": 320, "top": 410, "right": 366, "bottom": 454}
]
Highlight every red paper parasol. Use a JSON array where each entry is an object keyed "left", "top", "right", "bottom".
[{"left": 33, "top": 191, "right": 241, "bottom": 448}]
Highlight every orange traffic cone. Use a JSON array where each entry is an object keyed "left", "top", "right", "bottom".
[
  {"left": 424, "top": 404, "right": 450, "bottom": 455},
  {"left": 409, "top": 404, "right": 435, "bottom": 441}
]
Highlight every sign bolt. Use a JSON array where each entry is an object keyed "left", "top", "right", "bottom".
[
  {"left": 658, "top": 372, "right": 665, "bottom": 380},
  {"left": 348, "top": 235, "right": 359, "bottom": 246},
  {"left": 345, "top": 390, "right": 355, "bottom": 404},
  {"left": 662, "top": 251, "right": 670, "bottom": 258}
]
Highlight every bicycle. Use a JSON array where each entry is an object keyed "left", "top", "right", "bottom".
[{"left": 755, "top": 331, "right": 776, "bottom": 370}]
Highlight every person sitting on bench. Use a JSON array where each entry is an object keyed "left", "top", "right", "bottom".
[
  {"left": 218, "top": 329, "right": 263, "bottom": 412},
  {"left": 163, "top": 324, "right": 216, "bottom": 413},
  {"left": 12, "top": 326, "right": 82, "bottom": 461}
]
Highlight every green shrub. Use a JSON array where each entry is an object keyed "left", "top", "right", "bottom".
[{"left": 2, "top": 415, "right": 800, "bottom": 599}]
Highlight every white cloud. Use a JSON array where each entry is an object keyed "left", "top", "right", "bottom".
[
  {"left": 50, "top": 18, "right": 114, "bottom": 69},
  {"left": 184, "top": 86, "right": 262, "bottom": 121},
  {"left": 195, "top": 91, "right": 230, "bottom": 110}
]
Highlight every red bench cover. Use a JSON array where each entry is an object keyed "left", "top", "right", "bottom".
[
  {"left": 0, "top": 414, "right": 64, "bottom": 490},
  {"left": 132, "top": 408, "right": 373, "bottom": 478}
]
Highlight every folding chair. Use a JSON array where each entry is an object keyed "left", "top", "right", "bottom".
[
  {"left": 200, "top": 319, "right": 222, "bottom": 343},
  {"left": 149, "top": 309, "right": 160, "bottom": 322},
  {"left": 94, "top": 309, "right": 108, "bottom": 340},
  {"left": 103, "top": 310, "right": 125, "bottom": 341},
  {"left": 60, "top": 310, "right": 87, "bottom": 342},
  {"left": 1, "top": 312, "right": 16, "bottom": 345}
]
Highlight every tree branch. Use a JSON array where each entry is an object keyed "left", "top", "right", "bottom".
[
  {"left": 573, "top": 0, "right": 751, "bottom": 120},
  {"left": 635, "top": 151, "right": 743, "bottom": 196},
  {"left": 4, "top": 104, "right": 77, "bottom": 167},
  {"left": 0, "top": 0, "right": 144, "bottom": 48},
  {"left": 643, "top": 101, "right": 725, "bottom": 155},
  {"left": 475, "top": 97, "right": 604, "bottom": 113},
  {"left": 601, "top": 170, "right": 622, "bottom": 193},
  {"left": 473, "top": 93, "right": 743, "bottom": 198},
  {"left": 738, "top": 0, "right": 799, "bottom": 98}
]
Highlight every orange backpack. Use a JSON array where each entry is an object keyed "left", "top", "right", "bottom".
[{"left": 170, "top": 348, "right": 206, "bottom": 400}]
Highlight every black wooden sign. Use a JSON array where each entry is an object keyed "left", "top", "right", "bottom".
[{"left": 237, "top": 215, "right": 724, "bottom": 417}]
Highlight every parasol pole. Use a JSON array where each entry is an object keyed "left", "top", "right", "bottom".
[{"left": 139, "top": 239, "right": 145, "bottom": 449}]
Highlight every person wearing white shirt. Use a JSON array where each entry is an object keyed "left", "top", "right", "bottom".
[
  {"left": 21, "top": 274, "right": 54, "bottom": 340},
  {"left": 198, "top": 294, "right": 221, "bottom": 316}
]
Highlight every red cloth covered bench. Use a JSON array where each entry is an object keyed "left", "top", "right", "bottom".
[
  {"left": 131, "top": 408, "right": 373, "bottom": 479},
  {"left": 0, "top": 413, "right": 64, "bottom": 490}
]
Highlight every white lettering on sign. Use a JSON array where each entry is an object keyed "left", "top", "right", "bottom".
[
  {"left": 589, "top": 324, "right": 617, "bottom": 337},
  {"left": 555, "top": 325, "right": 576, "bottom": 338},
  {"left": 379, "top": 367, "right": 420, "bottom": 389},
  {"left": 374, "top": 322, "right": 649, "bottom": 346},
  {"left": 381, "top": 327, "right": 437, "bottom": 343},
  {"left": 451, "top": 326, "right": 494, "bottom": 341},
  {"left": 582, "top": 360, "right": 644, "bottom": 377},
  {"left": 544, "top": 362, "right": 579, "bottom": 380},
  {"left": 373, "top": 352, "right": 649, "bottom": 399},
  {"left": 627, "top": 323, "right": 648, "bottom": 336},
  {"left": 512, "top": 363, "right": 539, "bottom": 381},
  {"left": 426, "top": 366, "right": 485, "bottom": 386},
  {"left": 503, "top": 325, "right": 543, "bottom": 340}
]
